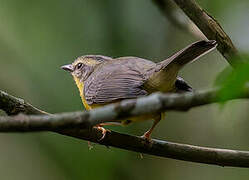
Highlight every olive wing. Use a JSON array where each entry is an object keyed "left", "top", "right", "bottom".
[{"left": 84, "top": 60, "right": 150, "bottom": 105}]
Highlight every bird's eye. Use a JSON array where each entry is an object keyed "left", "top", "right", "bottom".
[{"left": 76, "top": 63, "right": 83, "bottom": 69}]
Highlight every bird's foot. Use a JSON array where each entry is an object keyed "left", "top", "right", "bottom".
[
  {"left": 94, "top": 126, "right": 110, "bottom": 141},
  {"left": 141, "top": 131, "right": 152, "bottom": 143}
]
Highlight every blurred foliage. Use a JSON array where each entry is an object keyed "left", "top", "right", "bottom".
[
  {"left": 216, "top": 55, "right": 249, "bottom": 101},
  {"left": 0, "top": 0, "right": 249, "bottom": 179}
]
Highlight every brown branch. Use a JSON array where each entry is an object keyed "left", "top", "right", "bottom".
[
  {"left": 1, "top": 86, "right": 249, "bottom": 132},
  {"left": 0, "top": 90, "right": 47, "bottom": 115},
  {"left": 61, "top": 128, "right": 249, "bottom": 168},
  {"left": 153, "top": 0, "right": 205, "bottom": 39},
  {"left": 155, "top": 0, "right": 240, "bottom": 66},
  {"left": 1, "top": 89, "right": 249, "bottom": 167}
]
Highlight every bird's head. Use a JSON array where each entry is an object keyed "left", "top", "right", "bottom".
[{"left": 61, "top": 55, "right": 112, "bottom": 82}]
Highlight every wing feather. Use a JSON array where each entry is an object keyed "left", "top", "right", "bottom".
[{"left": 84, "top": 58, "right": 154, "bottom": 104}]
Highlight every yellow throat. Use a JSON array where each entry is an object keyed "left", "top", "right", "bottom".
[{"left": 73, "top": 76, "right": 92, "bottom": 110}]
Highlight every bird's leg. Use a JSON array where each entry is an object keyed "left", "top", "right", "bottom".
[{"left": 141, "top": 115, "right": 161, "bottom": 142}]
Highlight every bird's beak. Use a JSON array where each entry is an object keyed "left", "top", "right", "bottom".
[{"left": 61, "top": 64, "right": 74, "bottom": 72}]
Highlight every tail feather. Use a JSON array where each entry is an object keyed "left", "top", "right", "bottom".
[
  {"left": 144, "top": 40, "right": 217, "bottom": 92},
  {"left": 159, "top": 40, "right": 217, "bottom": 69}
]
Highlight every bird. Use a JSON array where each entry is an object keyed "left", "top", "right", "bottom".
[{"left": 61, "top": 40, "right": 217, "bottom": 141}]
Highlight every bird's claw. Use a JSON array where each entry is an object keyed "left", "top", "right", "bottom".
[{"left": 94, "top": 126, "right": 110, "bottom": 141}]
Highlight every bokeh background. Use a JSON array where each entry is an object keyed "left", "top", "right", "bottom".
[{"left": 0, "top": 0, "right": 249, "bottom": 179}]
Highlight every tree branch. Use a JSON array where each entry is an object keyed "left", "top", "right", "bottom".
[
  {"left": 153, "top": 0, "right": 205, "bottom": 39},
  {"left": 1, "top": 89, "right": 249, "bottom": 167},
  {"left": 61, "top": 128, "right": 249, "bottom": 168},
  {"left": 0, "top": 90, "right": 48, "bottom": 115},
  {"left": 1, "top": 86, "right": 249, "bottom": 132},
  {"left": 155, "top": 0, "right": 240, "bottom": 66},
  {"left": 0, "top": 0, "right": 247, "bottom": 169}
]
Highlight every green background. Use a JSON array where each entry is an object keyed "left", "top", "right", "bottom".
[{"left": 0, "top": 0, "right": 249, "bottom": 179}]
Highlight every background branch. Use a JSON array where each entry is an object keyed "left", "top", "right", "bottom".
[
  {"left": 1, "top": 89, "right": 249, "bottom": 167},
  {"left": 154, "top": 0, "right": 240, "bottom": 66},
  {"left": 153, "top": 0, "right": 205, "bottom": 39}
]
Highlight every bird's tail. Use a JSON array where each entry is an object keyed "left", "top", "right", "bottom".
[
  {"left": 158, "top": 40, "right": 217, "bottom": 70},
  {"left": 144, "top": 40, "right": 217, "bottom": 92}
]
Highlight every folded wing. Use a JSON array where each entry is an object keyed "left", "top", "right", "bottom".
[{"left": 84, "top": 57, "right": 155, "bottom": 104}]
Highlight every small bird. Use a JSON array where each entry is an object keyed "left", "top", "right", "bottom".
[{"left": 61, "top": 40, "right": 217, "bottom": 141}]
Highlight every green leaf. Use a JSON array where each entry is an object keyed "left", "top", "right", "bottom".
[{"left": 216, "top": 55, "right": 249, "bottom": 102}]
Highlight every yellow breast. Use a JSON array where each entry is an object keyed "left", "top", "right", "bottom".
[
  {"left": 73, "top": 76, "right": 101, "bottom": 110},
  {"left": 73, "top": 76, "right": 163, "bottom": 123}
]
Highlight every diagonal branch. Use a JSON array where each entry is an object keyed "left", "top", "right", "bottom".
[
  {"left": 1, "top": 89, "right": 249, "bottom": 167},
  {"left": 173, "top": 0, "right": 239, "bottom": 65},
  {"left": 153, "top": 0, "right": 205, "bottom": 39},
  {"left": 154, "top": 0, "right": 240, "bottom": 66}
]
